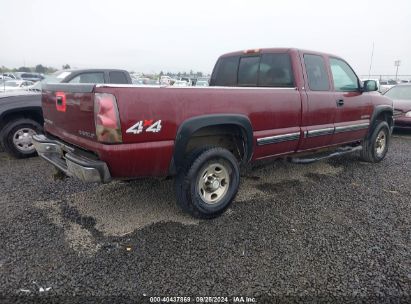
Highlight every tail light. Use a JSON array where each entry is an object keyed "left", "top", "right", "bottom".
[
  {"left": 55, "top": 92, "right": 67, "bottom": 112},
  {"left": 94, "top": 93, "right": 122, "bottom": 143}
]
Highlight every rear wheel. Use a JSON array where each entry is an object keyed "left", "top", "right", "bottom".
[
  {"left": 360, "top": 120, "right": 390, "bottom": 162},
  {"left": 174, "top": 147, "right": 240, "bottom": 219},
  {"left": 0, "top": 118, "right": 42, "bottom": 158}
]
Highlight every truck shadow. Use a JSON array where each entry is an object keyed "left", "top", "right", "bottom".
[
  {"left": 59, "top": 159, "right": 344, "bottom": 237},
  {"left": 65, "top": 178, "right": 200, "bottom": 237},
  {"left": 237, "top": 159, "right": 343, "bottom": 202}
]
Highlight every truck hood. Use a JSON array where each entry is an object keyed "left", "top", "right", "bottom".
[
  {"left": 0, "top": 90, "right": 40, "bottom": 99},
  {"left": 0, "top": 92, "right": 41, "bottom": 111}
]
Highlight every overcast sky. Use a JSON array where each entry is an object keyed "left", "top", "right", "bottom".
[{"left": 1, "top": 0, "right": 410, "bottom": 76}]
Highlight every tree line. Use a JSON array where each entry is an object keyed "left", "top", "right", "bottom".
[
  {"left": 1, "top": 64, "right": 208, "bottom": 77},
  {"left": 0, "top": 64, "right": 72, "bottom": 74}
]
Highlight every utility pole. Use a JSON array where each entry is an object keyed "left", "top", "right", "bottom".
[
  {"left": 368, "top": 42, "right": 374, "bottom": 79},
  {"left": 394, "top": 60, "right": 401, "bottom": 82}
]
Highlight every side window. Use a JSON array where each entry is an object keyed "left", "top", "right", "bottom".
[
  {"left": 68, "top": 72, "right": 105, "bottom": 84},
  {"left": 109, "top": 71, "right": 128, "bottom": 84},
  {"left": 211, "top": 56, "right": 239, "bottom": 86},
  {"left": 259, "top": 53, "right": 294, "bottom": 87},
  {"left": 304, "top": 54, "right": 330, "bottom": 91},
  {"left": 330, "top": 58, "right": 359, "bottom": 91},
  {"left": 238, "top": 56, "right": 260, "bottom": 86}
]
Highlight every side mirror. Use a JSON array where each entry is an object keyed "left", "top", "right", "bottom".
[{"left": 363, "top": 80, "right": 378, "bottom": 92}]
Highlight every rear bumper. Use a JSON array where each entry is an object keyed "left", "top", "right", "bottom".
[{"left": 32, "top": 134, "right": 111, "bottom": 183}]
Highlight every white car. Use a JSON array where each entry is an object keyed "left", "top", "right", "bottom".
[
  {"left": 0, "top": 75, "right": 12, "bottom": 80},
  {"left": 1, "top": 80, "right": 35, "bottom": 92},
  {"left": 195, "top": 80, "right": 209, "bottom": 87},
  {"left": 173, "top": 80, "right": 190, "bottom": 87},
  {"left": 160, "top": 75, "right": 172, "bottom": 85},
  {"left": 1, "top": 73, "right": 17, "bottom": 79},
  {"left": 379, "top": 79, "right": 398, "bottom": 94}
]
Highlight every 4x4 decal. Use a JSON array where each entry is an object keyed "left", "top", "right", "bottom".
[{"left": 126, "top": 120, "right": 162, "bottom": 134}]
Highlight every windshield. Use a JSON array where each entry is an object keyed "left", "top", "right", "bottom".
[
  {"left": 44, "top": 71, "right": 72, "bottom": 83},
  {"left": 384, "top": 86, "right": 411, "bottom": 100}
]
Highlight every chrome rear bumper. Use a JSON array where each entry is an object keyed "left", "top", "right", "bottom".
[{"left": 32, "top": 134, "right": 111, "bottom": 183}]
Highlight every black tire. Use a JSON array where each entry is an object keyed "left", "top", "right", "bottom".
[
  {"left": 174, "top": 147, "right": 240, "bottom": 219},
  {"left": 360, "top": 120, "right": 390, "bottom": 163},
  {"left": 0, "top": 118, "right": 43, "bottom": 158}
]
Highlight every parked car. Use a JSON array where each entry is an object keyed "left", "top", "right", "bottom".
[
  {"left": 180, "top": 77, "right": 192, "bottom": 86},
  {"left": 380, "top": 79, "right": 398, "bottom": 93},
  {"left": 173, "top": 80, "right": 190, "bottom": 87},
  {"left": 0, "top": 91, "right": 43, "bottom": 158},
  {"left": 1, "top": 73, "right": 17, "bottom": 79},
  {"left": 47, "top": 69, "right": 132, "bottom": 84},
  {"left": 0, "top": 74, "right": 14, "bottom": 82},
  {"left": 0, "top": 69, "right": 133, "bottom": 158},
  {"left": 195, "top": 80, "right": 209, "bottom": 87},
  {"left": 383, "top": 84, "right": 411, "bottom": 129},
  {"left": 33, "top": 48, "right": 393, "bottom": 218},
  {"left": 160, "top": 75, "right": 172, "bottom": 85},
  {"left": 1, "top": 80, "right": 35, "bottom": 92},
  {"left": 15, "top": 72, "right": 44, "bottom": 82}
]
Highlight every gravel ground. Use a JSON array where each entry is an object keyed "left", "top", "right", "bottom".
[{"left": 0, "top": 132, "right": 410, "bottom": 303}]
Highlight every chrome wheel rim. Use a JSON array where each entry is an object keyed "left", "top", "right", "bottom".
[
  {"left": 198, "top": 163, "right": 230, "bottom": 205},
  {"left": 12, "top": 128, "right": 37, "bottom": 153},
  {"left": 375, "top": 130, "right": 386, "bottom": 157}
]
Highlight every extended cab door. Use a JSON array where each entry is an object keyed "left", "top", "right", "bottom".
[
  {"left": 298, "top": 53, "right": 336, "bottom": 151},
  {"left": 328, "top": 58, "right": 371, "bottom": 145}
]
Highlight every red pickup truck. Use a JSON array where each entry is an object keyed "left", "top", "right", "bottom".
[{"left": 33, "top": 48, "right": 393, "bottom": 218}]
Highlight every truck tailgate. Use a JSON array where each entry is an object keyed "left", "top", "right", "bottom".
[{"left": 42, "top": 84, "right": 97, "bottom": 143}]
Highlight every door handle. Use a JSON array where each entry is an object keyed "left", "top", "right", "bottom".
[{"left": 336, "top": 99, "right": 344, "bottom": 107}]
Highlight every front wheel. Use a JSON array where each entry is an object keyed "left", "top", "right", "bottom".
[
  {"left": 360, "top": 120, "right": 390, "bottom": 162},
  {"left": 174, "top": 147, "right": 240, "bottom": 219}
]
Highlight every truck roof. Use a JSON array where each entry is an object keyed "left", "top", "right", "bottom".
[
  {"left": 58, "top": 68, "right": 129, "bottom": 73},
  {"left": 219, "top": 48, "right": 342, "bottom": 59}
]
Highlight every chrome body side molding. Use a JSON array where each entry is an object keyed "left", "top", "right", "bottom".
[
  {"left": 304, "top": 122, "right": 370, "bottom": 138},
  {"left": 257, "top": 132, "right": 300, "bottom": 146},
  {"left": 305, "top": 127, "right": 334, "bottom": 138},
  {"left": 334, "top": 123, "right": 369, "bottom": 133}
]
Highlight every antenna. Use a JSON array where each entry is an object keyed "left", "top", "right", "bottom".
[{"left": 368, "top": 42, "right": 374, "bottom": 79}]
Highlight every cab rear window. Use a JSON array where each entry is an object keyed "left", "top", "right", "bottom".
[
  {"left": 211, "top": 56, "right": 239, "bottom": 86},
  {"left": 211, "top": 53, "right": 294, "bottom": 87},
  {"left": 109, "top": 71, "right": 129, "bottom": 84},
  {"left": 238, "top": 56, "right": 260, "bottom": 86}
]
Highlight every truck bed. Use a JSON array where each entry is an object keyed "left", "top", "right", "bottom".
[{"left": 42, "top": 84, "right": 302, "bottom": 177}]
